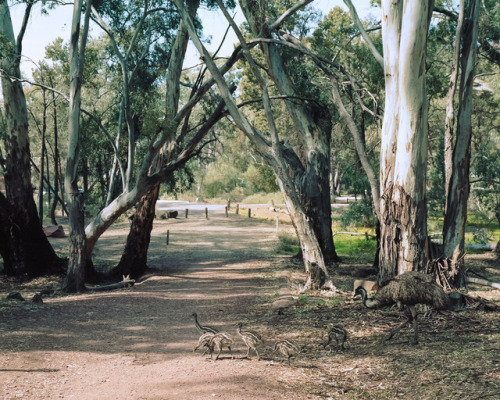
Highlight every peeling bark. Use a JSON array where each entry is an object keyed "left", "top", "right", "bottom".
[{"left": 378, "top": 0, "right": 433, "bottom": 285}]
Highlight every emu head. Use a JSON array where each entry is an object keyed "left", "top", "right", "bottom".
[{"left": 353, "top": 286, "right": 366, "bottom": 300}]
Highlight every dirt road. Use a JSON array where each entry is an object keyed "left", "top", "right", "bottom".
[{"left": 0, "top": 209, "right": 316, "bottom": 400}]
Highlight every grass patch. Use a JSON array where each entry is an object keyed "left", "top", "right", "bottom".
[
  {"left": 276, "top": 232, "right": 300, "bottom": 254},
  {"left": 334, "top": 233, "right": 377, "bottom": 258}
]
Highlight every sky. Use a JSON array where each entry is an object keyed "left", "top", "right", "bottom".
[{"left": 10, "top": 0, "right": 374, "bottom": 78}]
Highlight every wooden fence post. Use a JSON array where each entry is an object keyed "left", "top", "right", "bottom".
[{"left": 185, "top": 208, "right": 189, "bottom": 218}]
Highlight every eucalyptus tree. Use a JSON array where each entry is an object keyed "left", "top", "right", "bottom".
[
  {"left": 81, "top": 0, "right": 245, "bottom": 283},
  {"left": 310, "top": 5, "right": 383, "bottom": 222},
  {"left": 0, "top": 0, "right": 63, "bottom": 276},
  {"left": 110, "top": 0, "right": 201, "bottom": 279},
  {"left": 442, "top": 0, "right": 481, "bottom": 287},
  {"left": 172, "top": 0, "right": 344, "bottom": 290},
  {"left": 377, "top": 0, "right": 434, "bottom": 284},
  {"left": 63, "top": 0, "right": 93, "bottom": 292}
]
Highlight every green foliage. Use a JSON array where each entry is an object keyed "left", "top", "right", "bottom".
[
  {"left": 297, "top": 294, "right": 309, "bottom": 305},
  {"left": 160, "top": 166, "right": 195, "bottom": 198},
  {"left": 428, "top": 130, "right": 446, "bottom": 216},
  {"left": 243, "top": 164, "right": 279, "bottom": 193},
  {"left": 339, "top": 197, "right": 376, "bottom": 229}
]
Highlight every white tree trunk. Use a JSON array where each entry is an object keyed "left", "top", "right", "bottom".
[{"left": 379, "top": 0, "right": 433, "bottom": 284}]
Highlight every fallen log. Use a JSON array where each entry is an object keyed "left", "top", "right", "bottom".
[
  {"left": 466, "top": 276, "right": 500, "bottom": 290},
  {"left": 89, "top": 276, "right": 135, "bottom": 292}
]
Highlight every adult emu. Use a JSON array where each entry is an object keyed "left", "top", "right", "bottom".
[{"left": 354, "top": 271, "right": 448, "bottom": 345}]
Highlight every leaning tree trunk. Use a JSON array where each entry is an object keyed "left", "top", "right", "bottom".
[
  {"left": 0, "top": 1, "right": 63, "bottom": 276},
  {"left": 444, "top": 0, "right": 465, "bottom": 201},
  {"left": 110, "top": 184, "right": 160, "bottom": 279},
  {"left": 244, "top": 5, "right": 338, "bottom": 264},
  {"left": 107, "top": 0, "right": 200, "bottom": 280},
  {"left": 378, "top": 0, "right": 433, "bottom": 285},
  {"left": 442, "top": 0, "right": 480, "bottom": 289},
  {"left": 175, "top": 0, "right": 336, "bottom": 290}
]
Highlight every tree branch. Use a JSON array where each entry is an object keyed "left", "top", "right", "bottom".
[
  {"left": 268, "top": 0, "right": 315, "bottom": 32},
  {"left": 15, "top": 0, "right": 34, "bottom": 55},
  {"left": 343, "top": 0, "right": 383, "bottom": 67}
]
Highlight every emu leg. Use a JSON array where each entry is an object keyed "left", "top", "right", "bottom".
[
  {"left": 228, "top": 346, "right": 234, "bottom": 359},
  {"left": 215, "top": 346, "right": 222, "bottom": 360},
  {"left": 409, "top": 306, "right": 419, "bottom": 346},
  {"left": 384, "top": 310, "right": 412, "bottom": 342},
  {"left": 384, "top": 319, "right": 409, "bottom": 342}
]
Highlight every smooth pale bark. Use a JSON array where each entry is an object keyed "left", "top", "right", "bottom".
[
  {"left": 443, "top": 0, "right": 480, "bottom": 288},
  {"left": 378, "top": 0, "right": 403, "bottom": 284},
  {"left": 0, "top": 1, "right": 62, "bottom": 276},
  {"left": 379, "top": 0, "right": 433, "bottom": 285},
  {"left": 63, "top": 0, "right": 92, "bottom": 292},
  {"left": 444, "top": 0, "right": 465, "bottom": 202}
]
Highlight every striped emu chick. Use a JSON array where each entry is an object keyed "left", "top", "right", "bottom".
[
  {"left": 236, "top": 322, "right": 264, "bottom": 360},
  {"left": 208, "top": 332, "right": 234, "bottom": 360},
  {"left": 273, "top": 339, "right": 301, "bottom": 366},
  {"left": 324, "top": 324, "right": 347, "bottom": 351},
  {"left": 191, "top": 312, "right": 218, "bottom": 334},
  {"left": 354, "top": 271, "right": 448, "bottom": 345},
  {"left": 194, "top": 332, "right": 215, "bottom": 356}
]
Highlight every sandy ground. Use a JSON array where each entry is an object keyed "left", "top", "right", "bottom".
[
  {"left": 1, "top": 207, "right": 499, "bottom": 399},
  {"left": 1, "top": 208, "right": 314, "bottom": 400}
]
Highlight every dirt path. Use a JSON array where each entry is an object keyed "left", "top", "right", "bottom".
[
  {"left": 0, "top": 209, "right": 314, "bottom": 400},
  {"left": 2, "top": 208, "right": 500, "bottom": 399}
]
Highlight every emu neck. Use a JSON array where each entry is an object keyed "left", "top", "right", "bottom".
[
  {"left": 360, "top": 290, "right": 379, "bottom": 308},
  {"left": 364, "top": 297, "right": 379, "bottom": 308}
]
